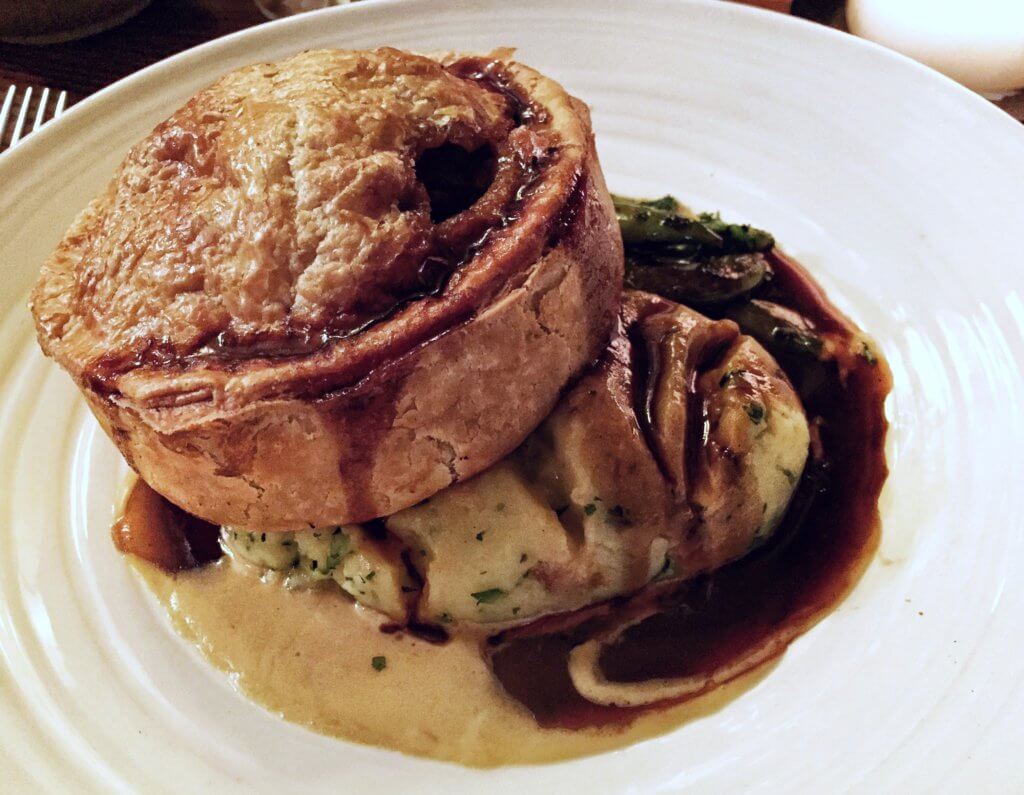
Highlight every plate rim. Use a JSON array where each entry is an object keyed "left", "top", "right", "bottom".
[
  {"left": 2, "top": 0, "right": 1023, "bottom": 790},
  {"left": 2, "top": 0, "right": 1024, "bottom": 186}
]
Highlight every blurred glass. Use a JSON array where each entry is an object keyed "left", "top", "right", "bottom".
[
  {"left": 254, "top": 0, "right": 352, "bottom": 20},
  {"left": 0, "top": 0, "right": 152, "bottom": 44}
]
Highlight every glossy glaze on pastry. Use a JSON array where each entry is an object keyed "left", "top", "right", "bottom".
[{"left": 32, "top": 48, "right": 622, "bottom": 529}]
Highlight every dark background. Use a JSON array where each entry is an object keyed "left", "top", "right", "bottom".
[
  {"left": 0, "top": 0, "right": 265, "bottom": 103},
  {"left": 1, "top": 0, "right": 1020, "bottom": 133}
]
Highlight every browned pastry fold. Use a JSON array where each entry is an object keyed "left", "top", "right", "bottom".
[{"left": 31, "top": 48, "right": 623, "bottom": 529}]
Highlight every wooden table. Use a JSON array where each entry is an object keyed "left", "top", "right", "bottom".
[
  {"left": 1, "top": 0, "right": 1021, "bottom": 126},
  {"left": 0, "top": 0, "right": 265, "bottom": 105}
]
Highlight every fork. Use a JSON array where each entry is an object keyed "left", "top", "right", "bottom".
[{"left": 0, "top": 85, "right": 68, "bottom": 151}]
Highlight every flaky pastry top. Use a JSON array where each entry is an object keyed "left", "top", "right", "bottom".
[{"left": 33, "top": 48, "right": 586, "bottom": 414}]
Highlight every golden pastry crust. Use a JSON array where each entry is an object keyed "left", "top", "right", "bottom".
[{"left": 32, "top": 48, "right": 623, "bottom": 528}]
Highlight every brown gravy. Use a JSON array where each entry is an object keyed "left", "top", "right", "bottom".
[
  {"left": 113, "top": 479, "right": 220, "bottom": 572},
  {"left": 485, "top": 251, "right": 889, "bottom": 728},
  {"left": 113, "top": 247, "right": 890, "bottom": 763}
]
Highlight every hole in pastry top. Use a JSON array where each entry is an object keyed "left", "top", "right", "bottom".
[
  {"left": 415, "top": 142, "right": 497, "bottom": 223},
  {"left": 31, "top": 47, "right": 591, "bottom": 400}
]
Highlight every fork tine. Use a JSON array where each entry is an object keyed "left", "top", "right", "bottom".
[
  {"left": 54, "top": 90, "right": 67, "bottom": 118},
  {"left": 9, "top": 86, "right": 32, "bottom": 146},
  {"left": 32, "top": 87, "right": 51, "bottom": 133},
  {"left": 0, "top": 85, "right": 15, "bottom": 145}
]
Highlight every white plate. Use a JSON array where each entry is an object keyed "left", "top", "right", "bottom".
[{"left": 1, "top": 0, "right": 1023, "bottom": 791}]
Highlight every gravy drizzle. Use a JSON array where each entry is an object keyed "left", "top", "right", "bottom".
[
  {"left": 113, "top": 246, "right": 889, "bottom": 754},
  {"left": 487, "top": 249, "right": 890, "bottom": 728}
]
